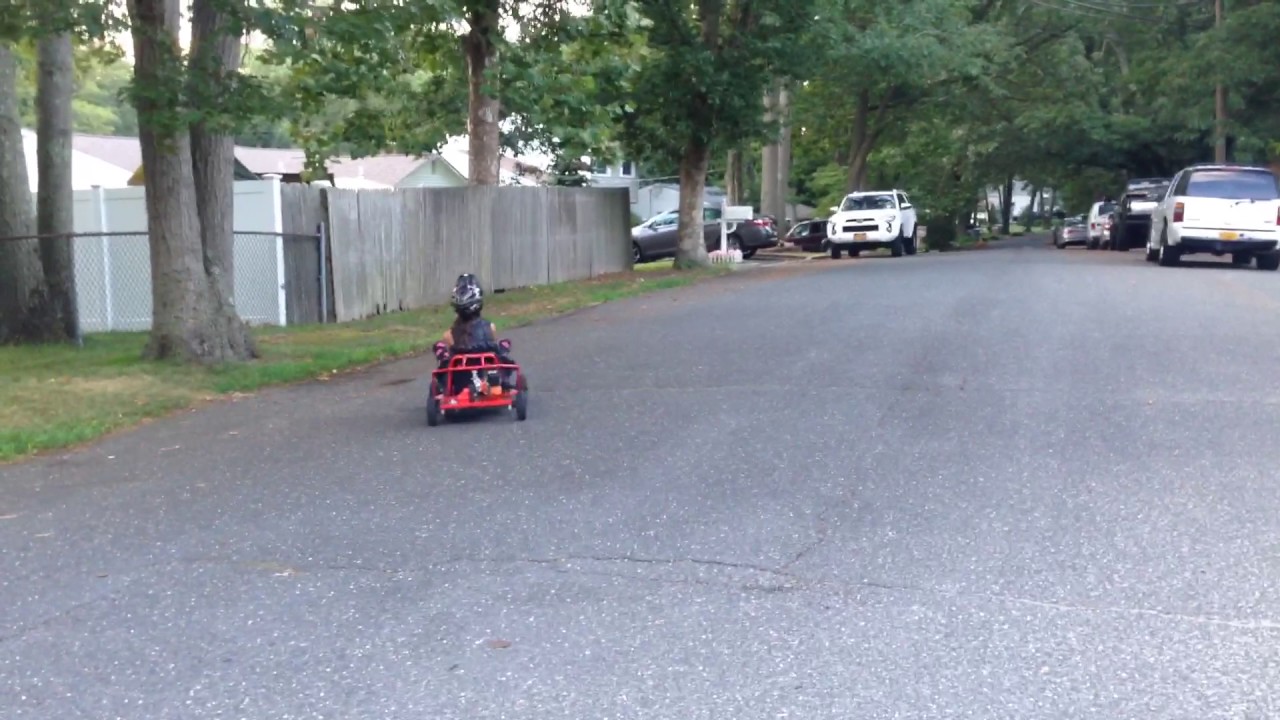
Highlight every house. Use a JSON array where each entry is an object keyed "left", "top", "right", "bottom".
[
  {"left": 68, "top": 133, "right": 549, "bottom": 191},
  {"left": 22, "top": 129, "right": 134, "bottom": 191}
]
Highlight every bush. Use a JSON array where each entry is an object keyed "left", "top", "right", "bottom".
[{"left": 923, "top": 217, "right": 957, "bottom": 251}]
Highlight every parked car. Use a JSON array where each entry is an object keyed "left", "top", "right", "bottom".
[
  {"left": 632, "top": 209, "right": 678, "bottom": 236},
  {"left": 1085, "top": 200, "right": 1116, "bottom": 249},
  {"left": 1107, "top": 181, "right": 1168, "bottom": 252},
  {"left": 631, "top": 205, "right": 777, "bottom": 263},
  {"left": 1146, "top": 163, "right": 1280, "bottom": 270},
  {"left": 783, "top": 218, "right": 828, "bottom": 252},
  {"left": 825, "top": 189, "right": 919, "bottom": 259},
  {"left": 1054, "top": 216, "right": 1089, "bottom": 248}
]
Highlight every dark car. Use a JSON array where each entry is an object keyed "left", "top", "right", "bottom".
[
  {"left": 783, "top": 218, "right": 828, "bottom": 252},
  {"left": 631, "top": 205, "right": 777, "bottom": 263},
  {"left": 1107, "top": 181, "right": 1168, "bottom": 252}
]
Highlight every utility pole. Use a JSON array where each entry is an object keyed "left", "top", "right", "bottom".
[{"left": 1214, "top": 0, "right": 1227, "bottom": 163}]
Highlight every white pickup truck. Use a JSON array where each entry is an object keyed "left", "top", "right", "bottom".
[
  {"left": 1146, "top": 164, "right": 1280, "bottom": 270},
  {"left": 825, "top": 189, "right": 919, "bottom": 259}
]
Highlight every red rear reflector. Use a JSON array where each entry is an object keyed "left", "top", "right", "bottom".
[{"left": 1173, "top": 202, "right": 1184, "bottom": 223}]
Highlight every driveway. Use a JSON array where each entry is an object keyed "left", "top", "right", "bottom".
[{"left": 3, "top": 237, "right": 1280, "bottom": 718}]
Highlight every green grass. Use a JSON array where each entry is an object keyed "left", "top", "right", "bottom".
[
  {"left": 635, "top": 258, "right": 675, "bottom": 272},
  {"left": 0, "top": 266, "right": 727, "bottom": 462}
]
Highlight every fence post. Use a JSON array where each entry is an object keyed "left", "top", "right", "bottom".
[
  {"left": 317, "top": 221, "right": 329, "bottom": 324},
  {"left": 95, "top": 185, "right": 114, "bottom": 332}
]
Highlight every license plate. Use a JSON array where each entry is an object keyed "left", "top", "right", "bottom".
[
  {"left": 1219, "top": 231, "right": 1239, "bottom": 241},
  {"left": 854, "top": 233, "right": 867, "bottom": 241}
]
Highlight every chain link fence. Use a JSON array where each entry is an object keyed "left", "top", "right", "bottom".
[{"left": 0, "top": 230, "right": 327, "bottom": 335}]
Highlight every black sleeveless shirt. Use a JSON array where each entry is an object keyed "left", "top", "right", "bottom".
[{"left": 454, "top": 316, "right": 497, "bottom": 353}]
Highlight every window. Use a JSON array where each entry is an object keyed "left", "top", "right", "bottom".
[
  {"left": 896, "top": 192, "right": 909, "bottom": 208},
  {"left": 702, "top": 207, "right": 723, "bottom": 222},
  {"left": 620, "top": 161, "right": 635, "bottom": 177},
  {"left": 840, "top": 193, "right": 895, "bottom": 212},
  {"left": 591, "top": 159, "right": 608, "bottom": 175},
  {"left": 1184, "top": 169, "right": 1280, "bottom": 200},
  {"left": 648, "top": 211, "right": 677, "bottom": 228}
]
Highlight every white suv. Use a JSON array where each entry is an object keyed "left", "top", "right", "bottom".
[
  {"left": 825, "top": 189, "right": 918, "bottom": 259},
  {"left": 1146, "top": 164, "right": 1280, "bottom": 270}
]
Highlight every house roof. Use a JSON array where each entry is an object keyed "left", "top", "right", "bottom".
[
  {"left": 71, "top": 133, "right": 143, "bottom": 173},
  {"left": 27, "top": 130, "right": 133, "bottom": 191}
]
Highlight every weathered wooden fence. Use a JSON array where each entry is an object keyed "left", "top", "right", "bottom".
[
  {"left": 281, "top": 185, "right": 631, "bottom": 323},
  {"left": 279, "top": 183, "right": 329, "bottom": 324}
]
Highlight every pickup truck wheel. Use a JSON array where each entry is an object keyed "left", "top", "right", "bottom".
[
  {"left": 1257, "top": 254, "right": 1280, "bottom": 271},
  {"left": 1157, "top": 227, "right": 1180, "bottom": 267},
  {"left": 890, "top": 237, "right": 904, "bottom": 257},
  {"left": 1145, "top": 239, "right": 1159, "bottom": 262},
  {"left": 902, "top": 228, "right": 918, "bottom": 256},
  {"left": 1232, "top": 253, "right": 1251, "bottom": 266},
  {"left": 830, "top": 245, "right": 842, "bottom": 259}
]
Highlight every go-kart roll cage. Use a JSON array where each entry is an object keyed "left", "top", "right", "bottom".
[{"left": 430, "top": 352, "right": 524, "bottom": 409}]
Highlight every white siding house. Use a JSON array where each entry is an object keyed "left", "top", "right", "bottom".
[{"left": 396, "top": 156, "right": 467, "bottom": 188}]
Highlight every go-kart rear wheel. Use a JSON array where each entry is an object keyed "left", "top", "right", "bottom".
[{"left": 426, "top": 381, "right": 443, "bottom": 426}]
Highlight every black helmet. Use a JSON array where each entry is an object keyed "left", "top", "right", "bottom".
[{"left": 451, "top": 273, "right": 483, "bottom": 318}]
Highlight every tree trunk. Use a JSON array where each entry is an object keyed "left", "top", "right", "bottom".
[
  {"left": 846, "top": 89, "right": 873, "bottom": 192},
  {"left": 674, "top": 139, "right": 711, "bottom": 269},
  {"left": 776, "top": 83, "right": 791, "bottom": 226},
  {"left": 36, "top": 30, "right": 79, "bottom": 342},
  {"left": 0, "top": 43, "right": 45, "bottom": 344},
  {"left": 129, "top": 0, "right": 241, "bottom": 363},
  {"left": 463, "top": 0, "right": 501, "bottom": 186},
  {"left": 725, "top": 149, "right": 742, "bottom": 205},
  {"left": 1000, "top": 177, "right": 1014, "bottom": 235},
  {"left": 760, "top": 83, "right": 779, "bottom": 220},
  {"left": 190, "top": 0, "right": 256, "bottom": 360}
]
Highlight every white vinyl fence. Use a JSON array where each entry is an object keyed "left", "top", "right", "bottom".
[{"left": 66, "top": 179, "right": 288, "bottom": 332}]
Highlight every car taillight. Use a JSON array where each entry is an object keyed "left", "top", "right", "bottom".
[{"left": 1173, "top": 202, "right": 1184, "bottom": 223}]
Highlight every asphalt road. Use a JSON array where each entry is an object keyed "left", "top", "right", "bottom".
[{"left": 5, "top": 237, "right": 1280, "bottom": 719}]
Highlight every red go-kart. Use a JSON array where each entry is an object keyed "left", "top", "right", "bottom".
[{"left": 426, "top": 346, "right": 528, "bottom": 426}]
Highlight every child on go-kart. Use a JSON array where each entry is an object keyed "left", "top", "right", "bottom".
[{"left": 432, "top": 273, "right": 516, "bottom": 396}]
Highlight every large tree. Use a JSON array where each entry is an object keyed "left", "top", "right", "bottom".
[
  {"left": 0, "top": 41, "right": 44, "bottom": 343},
  {"left": 620, "top": 0, "right": 815, "bottom": 268},
  {"left": 127, "top": 0, "right": 255, "bottom": 362},
  {"left": 35, "top": 15, "right": 79, "bottom": 342},
  {"left": 262, "top": 0, "right": 626, "bottom": 184}
]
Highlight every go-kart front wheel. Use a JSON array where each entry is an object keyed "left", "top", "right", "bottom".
[{"left": 513, "top": 388, "right": 527, "bottom": 421}]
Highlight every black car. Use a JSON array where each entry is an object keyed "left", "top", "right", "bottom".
[
  {"left": 1108, "top": 180, "right": 1169, "bottom": 252},
  {"left": 783, "top": 218, "right": 828, "bottom": 252}
]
